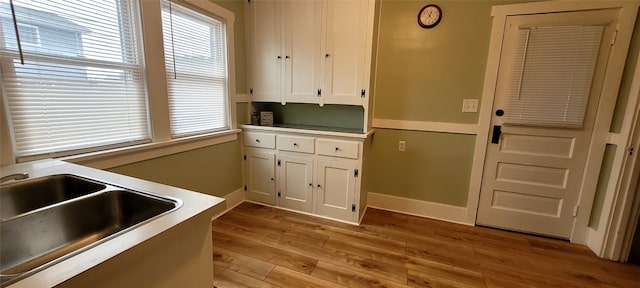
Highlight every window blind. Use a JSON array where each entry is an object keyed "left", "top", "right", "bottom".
[
  {"left": 505, "top": 25, "right": 604, "bottom": 128},
  {"left": 161, "top": 0, "right": 229, "bottom": 138},
  {"left": 0, "top": 0, "right": 148, "bottom": 161}
]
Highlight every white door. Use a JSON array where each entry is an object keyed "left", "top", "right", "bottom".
[
  {"left": 248, "top": 0, "right": 283, "bottom": 102},
  {"left": 283, "top": 0, "right": 322, "bottom": 104},
  {"left": 477, "top": 9, "right": 620, "bottom": 239},
  {"left": 245, "top": 150, "right": 276, "bottom": 205},
  {"left": 277, "top": 153, "right": 314, "bottom": 212},
  {"left": 321, "top": 0, "right": 370, "bottom": 106},
  {"left": 315, "top": 158, "right": 357, "bottom": 221}
]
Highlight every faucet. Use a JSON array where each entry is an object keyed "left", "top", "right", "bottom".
[{"left": 1, "top": 173, "right": 29, "bottom": 184}]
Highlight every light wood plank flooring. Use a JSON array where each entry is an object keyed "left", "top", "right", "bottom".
[{"left": 212, "top": 202, "right": 640, "bottom": 288}]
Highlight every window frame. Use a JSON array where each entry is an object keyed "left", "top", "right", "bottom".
[{"left": 0, "top": 0, "right": 238, "bottom": 168}]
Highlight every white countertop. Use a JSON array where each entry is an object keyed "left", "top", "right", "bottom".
[
  {"left": 240, "top": 124, "right": 374, "bottom": 139},
  {"left": 1, "top": 159, "right": 226, "bottom": 288}
]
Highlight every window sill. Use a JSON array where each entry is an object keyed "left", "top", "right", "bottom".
[{"left": 63, "top": 129, "right": 241, "bottom": 170}]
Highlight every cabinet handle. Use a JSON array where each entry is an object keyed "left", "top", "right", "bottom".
[{"left": 256, "top": 139, "right": 261, "bottom": 143}]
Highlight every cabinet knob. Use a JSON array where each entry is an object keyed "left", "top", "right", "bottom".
[
  {"left": 335, "top": 147, "right": 340, "bottom": 151},
  {"left": 256, "top": 139, "right": 261, "bottom": 143},
  {"left": 285, "top": 55, "right": 290, "bottom": 59},
  {"left": 309, "top": 183, "right": 313, "bottom": 187},
  {"left": 293, "top": 143, "right": 298, "bottom": 147},
  {"left": 317, "top": 184, "right": 322, "bottom": 188},
  {"left": 277, "top": 56, "right": 282, "bottom": 59},
  {"left": 270, "top": 177, "right": 274, "bottom": 181},
  {"left": 325, "top": 53, "right": 330, "bottom": 58}
]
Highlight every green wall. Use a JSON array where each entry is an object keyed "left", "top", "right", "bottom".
[
  {"left": 365, "top": 129, "right": 475, "bottom": 206},
  {"left": 253, "top": 103, "right": 365, "bottom": 130},
  {"left": 374, "top": 0, "right": 532, "bottom": 123},
  {"left": 108, "top": 0, "right": 247, "bottom": 198},
  {"left": 110, "top": 140, "right": 242, "bottom": 197},
  {"left": 365, "top": 0, "right": 533, "bottom": 206}
]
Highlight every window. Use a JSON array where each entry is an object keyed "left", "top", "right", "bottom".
[
  {"left": 161, "top": 0, "right": 229, "bottom": 138},
  {"left": 1, "top": 0, "right": 235, "bottom": 163},
  {"left": 16, "top": 23, "right": 40, "bottom": 47},
  {"left": 1, "top": 0, "right": 148, "bottom": 161}
]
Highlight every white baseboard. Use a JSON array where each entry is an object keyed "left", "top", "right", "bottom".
[
  {"left": 212, "top": 188, "right": 245, "bottom": 220},
  {"left": 367, "top": 192, "right": 471, "bottom": 225}
]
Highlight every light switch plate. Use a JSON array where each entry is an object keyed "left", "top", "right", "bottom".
[{"left": 462, "top": 99, "right": 478, "bottom": 113}]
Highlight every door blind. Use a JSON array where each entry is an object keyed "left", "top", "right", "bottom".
[
  {"left": 0, "top": 0, "right": 148, "bottom": 161},
  {"left": 161, "top": 0, "right": 229, "bottom": 138},
  {"left": 505, "top": 25, "right": 604, "bottom": 128}
]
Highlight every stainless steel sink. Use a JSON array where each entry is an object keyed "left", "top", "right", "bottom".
[
  {"left": 0, "top": 175, "right": 181, "bottom": 287},
  {"left": 0, "top": 174, "right": 106, "bottom": 220}
]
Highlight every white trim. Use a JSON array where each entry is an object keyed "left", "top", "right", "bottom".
[
  {"left": 465, "top": 11, "right": 508, "bottom": 225},
  {"left": 212, "top": 187, "right": 245, "bottom": 220},
  {"left": 372, "top": 119, "right": 478, "bottom": 135},
  {"left": 65, "top": 130, "right": 240, "bottom": 169},
  {"left": 367, "top": 192, "right": 469, "bottom": 225},
  {"left": 234, "top": 93, "right": 250, "bottom": 103},
  {"left": 572, "top": 4, "right": 639, "bottom": 246},
  {"left": 492, "top": 1, "right": 639, "bottom": 17},
  {"left": 608, "top": 133, "right": 624, "bottom": 146},
  {"left": 600, "top": 31, "right": 640, "bottom": 259}
]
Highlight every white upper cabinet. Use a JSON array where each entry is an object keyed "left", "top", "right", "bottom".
[
  {"left": 321, "top": 0, "right": 371, "bottom": 106},
  {"left": 247, "top": 0, "right": 282, "bottom": 102},
  {"left": 284, "top": 0, "right": 323, "bottom": 104},
  {"left": 247, "top": 0, "right": 374, "bottom": 106}
]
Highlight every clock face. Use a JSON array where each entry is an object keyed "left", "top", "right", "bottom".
[{"left": 418, "top": 5, "right": 442, "bottom": 29}]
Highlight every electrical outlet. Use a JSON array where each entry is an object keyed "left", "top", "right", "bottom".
[
  {"left": 398, "top": 140, "right": 406, "bottom": 152},
  {"left": 462, "top": 99, "right": 479, "bottom": 113}
]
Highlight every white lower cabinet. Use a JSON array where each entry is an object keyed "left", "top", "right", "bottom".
[
  {"left": 315, "top": 157, "right": 358, "bottom": 221},
  {"left": 242, "top": 130, "right": 364, "bottom": 223},
  {"left": 277, "top": 153, "right": 314, "bottom": 212},
  {"left": 244, "top": 149, "right": 276, "bottom": 205}
]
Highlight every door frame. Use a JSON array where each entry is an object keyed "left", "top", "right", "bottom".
[{"left": 467, "top": 0, "right": 639, "bottom": 246}]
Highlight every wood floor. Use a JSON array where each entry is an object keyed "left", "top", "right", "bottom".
[{"left": 211, "top": 202, "right": 640, "bottom": 288}]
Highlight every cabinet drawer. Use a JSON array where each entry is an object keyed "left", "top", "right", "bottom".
[
  {"left": 243, "top": 132, "right": 276, "bottom": 149},
  {"left": 317, "top": 139, "right": 359, "bottom": 159},
  {"left": 277, "top": 135, "right": 315, "bottom": 154}
]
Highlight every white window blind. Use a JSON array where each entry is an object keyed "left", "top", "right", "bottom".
[
  {"left": 161, "top": 0, "right": 229, "bottom": 138},
  {"left": 505, "top": 25, "right": 604, "bottom": 128},
  {"left": 0, "top": 0, "right": 148, "bottom": 161}
]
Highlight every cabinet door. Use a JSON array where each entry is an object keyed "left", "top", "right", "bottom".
[
  {"left": 322, "top": 0, "right": 371, "bottom": 106},
  {"left": 245, "top": 150, "right": 276, "bottom": 205},
  {"left": 284, "top": 0, "right": 323, "bottom": 104},
  {"left": 278, "top": 153, "right": 314, "bottom": 212},
  {"left": 248, "top": 0, "right": 283, "bottom": 102},
  {"left": 315, "top": 158, "right": 357, "bottom": 221}
]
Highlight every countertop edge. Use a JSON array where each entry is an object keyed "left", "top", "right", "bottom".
[{"left": 240, "top": 124, "right": 374, "bottom": 139}]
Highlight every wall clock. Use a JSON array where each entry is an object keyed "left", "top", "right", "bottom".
[{"left": 418, "top": 4, "right": 442, "bottom": 29}]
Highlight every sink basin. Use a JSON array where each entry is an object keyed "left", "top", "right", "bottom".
[
  {"left": 0, "top": 176, "right": 181, "bottom": 287},
  {"left": 0, "top": 174, "right": 106, "bottom": 220}
]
